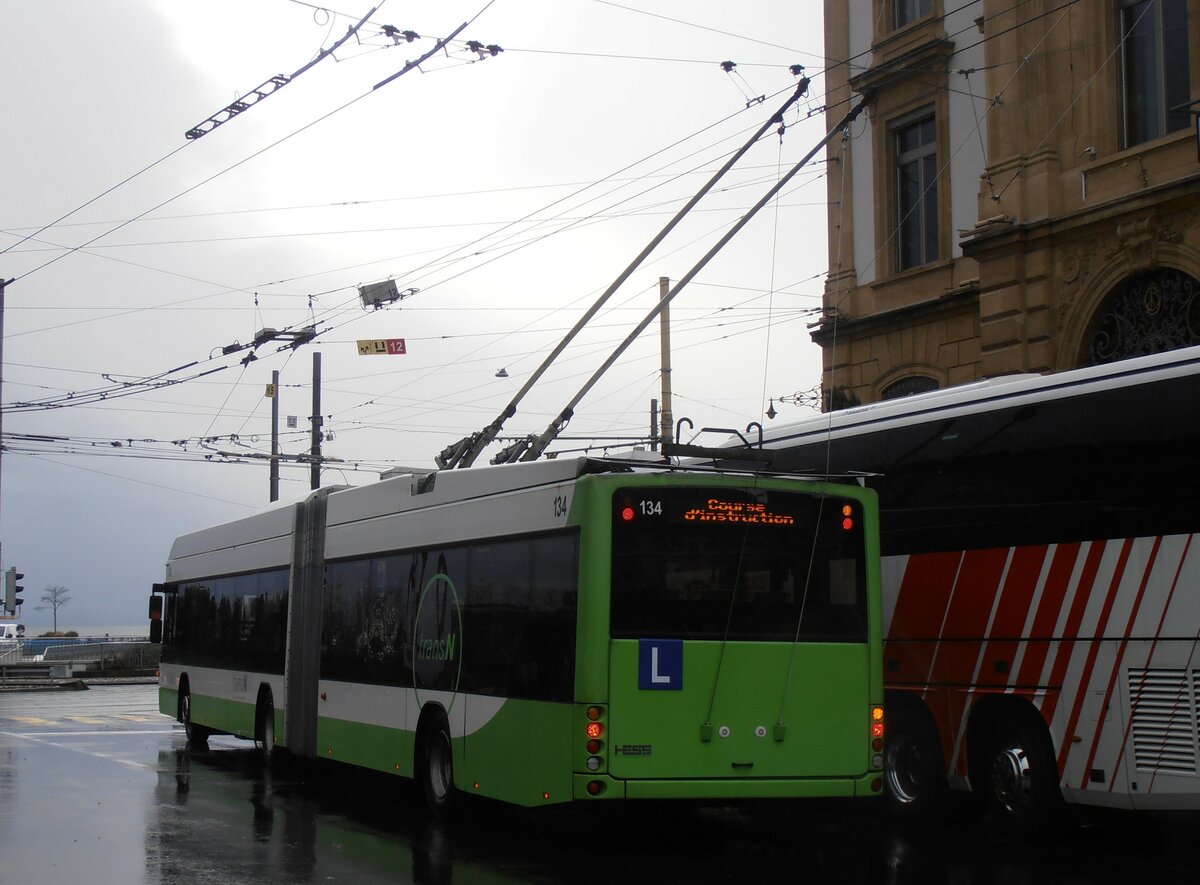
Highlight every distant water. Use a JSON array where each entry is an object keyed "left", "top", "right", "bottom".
[{"left": 27, "top": 624, "right": 150, "bottom": 639}]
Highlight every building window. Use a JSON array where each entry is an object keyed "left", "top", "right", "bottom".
[
  {"left": 882, "top": 376, "right": 939, "bottom": 399},
  {"left": 895, "top": 0, "right": 933, "bottom": 28},
  {"left": 894, "top": 112, "right": 938, "bottom": 271},
  {"left": 1119, "top": 0, "right": 1191, "bottom": 147}
]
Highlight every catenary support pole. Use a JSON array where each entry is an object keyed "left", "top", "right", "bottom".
[
  {"left": 659, "top": 276, "right": 674, "bottom": 447},
  {"left": 310, "top": 353, "right": 322, "bottom": 490},
  {"left": 270, "top": 369, "right": 280, "bottom": 502}
]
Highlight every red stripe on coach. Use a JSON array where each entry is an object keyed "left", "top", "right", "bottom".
[
  {"left": 884, "top": 551, "right": 962, "bottom": 689},
  {"left": 1014, "top": 542, "right": 1082, "bottom": 701},
  {"left": 1056, "top": 539, "right": 1134, "bottom": 774},
  {"left": 1109, "top": 534, "right": 1194, "bottom": 793},
  {"left": 1080, "top": 537, "right": 1162, "bottom": 789},
  {"left": 978, "top": 545, "right": 1049, "bottom": 688},
  {"left": 1039, "top": 542, "right": 1107, "bottom": 730}
]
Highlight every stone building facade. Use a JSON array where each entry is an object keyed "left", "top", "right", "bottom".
[{"left": 814, "top": 0, "right": 1200, "bottom": 404}]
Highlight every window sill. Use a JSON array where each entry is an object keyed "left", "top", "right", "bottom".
[
  {"left": 1091, "top": 127, "right": 1194, "bottom": 172},
  {"left": 875, "top": 257, "right": 956, "bottom": 288}
]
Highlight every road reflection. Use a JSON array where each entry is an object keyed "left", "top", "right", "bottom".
[{"left": 146, "top": 742, "right": 1200, "bottom": 884}]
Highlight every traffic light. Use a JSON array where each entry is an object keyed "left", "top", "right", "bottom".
[{"left": 4, "top": 568, "right": 24, "bottom": 614}]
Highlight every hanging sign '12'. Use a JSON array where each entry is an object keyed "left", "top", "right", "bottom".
[{"left": 357, "top": 338, "right": 407, "bottom": 356}]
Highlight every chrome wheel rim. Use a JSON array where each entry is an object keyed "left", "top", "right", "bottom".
[
  {"left": 991, "top": 742, "right": 1033, "bottom": 813},
  {"left": 428, "top": 732, "right": 452, "bottom": 803},
  {"left": 885, "top": 735, "right": 925, "bottom": 804}
]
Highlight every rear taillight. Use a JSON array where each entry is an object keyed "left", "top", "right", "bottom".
[
  {"left": 584, "top": 705, "right": 606, "bottom": 785},
  {"left": 870, "top": 706, "right": 884, "bottom": 769}
]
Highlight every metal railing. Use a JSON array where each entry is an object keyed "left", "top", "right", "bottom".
[{"left": 1, "top": 637, "right": 161, "bottom": 673}]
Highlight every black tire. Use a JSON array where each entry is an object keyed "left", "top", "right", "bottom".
[
  {"left": 180, "top": 687, "right": 209, "bottom": 750},
  {"left": 256, "top": 691, "right": 276, "bottom": 766},
  {"left": 417, "top": 710, "right": 456, "bottom": 817},
  {"left": 884, "top": 700, "right": 949, "bottom": 820},
  {"left": 980, "top": 713, "right": 1063, "bottom": 831}
]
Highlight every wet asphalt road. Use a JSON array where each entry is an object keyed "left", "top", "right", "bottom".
[{"left": 0, "top": 683, "right": 1197, "bottom": 884}]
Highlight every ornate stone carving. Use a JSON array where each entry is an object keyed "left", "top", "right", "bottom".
[
  {"left": 1117, "top": 217, "right": 1161, "bottom": 272},
  {"left": 1057, "top": 207, "right": 1192, "bottom": 330},
  {"left": 1057, "top": 234, "right": 1120, "bottom": 327}
]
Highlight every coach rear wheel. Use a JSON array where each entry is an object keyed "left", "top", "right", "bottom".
[
  {"left": 418, "top": 711, "right": 456, "bottom": 817},
  {"left": 883, "top": 702, "right": 948, "bottom": 819},
  {"left": 181, "top": 688, "right": 209, "bottom": 750},
  {"left": 256, "top": 692, "right": 276, "bottom": 766},
  {"left": 981, "top": 715, "right": 1062, "bottom": 830}
]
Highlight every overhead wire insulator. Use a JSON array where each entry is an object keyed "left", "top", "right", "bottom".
[
  {"left": 382, "top": 25, "right": 419, "bottom": 43},
  {"left": 466, "top": 40, "right": 503, "bottom": 59},
  {"left": 719, "top": 60, "right": 763, "bottom": 108}
]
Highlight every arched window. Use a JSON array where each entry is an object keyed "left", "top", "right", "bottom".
[
  {"left": 1085, "top": 267, "right": 1200, "bottom": 366},
  {"left": 881, "top": 376, "right": 939, "bottom": 400}
]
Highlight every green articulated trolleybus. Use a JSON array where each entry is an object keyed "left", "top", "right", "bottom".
[{"left": 149, "top": 457, "right": 884, "bottom": 812}]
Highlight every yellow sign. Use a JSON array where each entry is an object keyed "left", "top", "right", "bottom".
[
  {"left": 264, "top": 383, "right": 277, "bottom": 398},
  {"left": 357, "top": 338, "right": 407, "bottom": 355}
]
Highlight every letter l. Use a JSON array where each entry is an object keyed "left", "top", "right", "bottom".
[{"left": 651, "top": 646, "right": 671, "bottom": 685}]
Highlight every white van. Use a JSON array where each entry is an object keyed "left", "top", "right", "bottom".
[{"left": 0, "top": 623, "right": 23, "bottom": 642}]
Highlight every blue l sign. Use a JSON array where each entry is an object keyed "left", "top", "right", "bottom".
[{"left": 638, "top": 639, "right": 683, "bottom": 690}]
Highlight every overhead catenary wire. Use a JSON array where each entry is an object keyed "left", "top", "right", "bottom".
[
  {"left": 4, "top": 0, "right": 1089, "bottom": 486},
  {"left": 7, "top": 12, "right": 487, "bottom": 286},
  {"left": 4, "top": 0, "right": 1041, "bottom": 354},
  {"left": 501, "top": 93, "right": 871, "bottom": 465},
  {"left": 0, "top": 3, "right": 380, "bottom": 263},
  {"left": 434, "top": 82, "right": 812, "bottom": 470}
]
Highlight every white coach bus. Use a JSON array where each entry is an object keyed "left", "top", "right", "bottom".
[{"left": 727, "top": 345, "right": 1200, "bottom": 828}]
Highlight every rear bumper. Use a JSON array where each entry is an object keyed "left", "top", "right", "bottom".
[{"left": 573, "top": 771, "right": 882, "bottom": 800}]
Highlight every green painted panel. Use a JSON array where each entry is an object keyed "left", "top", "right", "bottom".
[
  {"left": 313, "top": 698, "right": 574, "bottom": 807},
  {"left": 607, "top": 641, "right": 872, "bottom": 780},
  {"left": 187, "top": 692, "right": 257, "bottom": 740},
  {"left": 459, "top": 698, "right": 573, "bottom": 806},
  {"left": 159, "top": 687, "right": 178, "bottom": 719},
  {"left": 316, "top": 715, "right": 415, "bottom": 776}
]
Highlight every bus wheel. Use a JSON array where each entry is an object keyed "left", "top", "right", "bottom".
[
  {"left": 256, "top": 690, "right": 276, "bottom": 766},
  {"left": 181, "top": 688, "right": 209, "bottom": 751},
  {"left": 884, "top": 701, "right": 948, "bottom": 819},
  {"left": 982, "top": 714, "right": 1062, "bottom": 830},
  {"left": 417, "top": 710, "right": 455, "bottom": 817}
]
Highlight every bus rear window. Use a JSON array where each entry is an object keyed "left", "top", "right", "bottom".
[{"left": 610, "top": 487, "right": 866, "bottom": 642}]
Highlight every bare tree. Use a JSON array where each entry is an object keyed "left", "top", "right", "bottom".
[{"left": 36, "top": 585, "right": 71, "bottom": 633}]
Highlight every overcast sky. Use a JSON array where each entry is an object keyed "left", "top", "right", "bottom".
[{"left": 1, "top": 0, "right": 832, "bottom": 631}]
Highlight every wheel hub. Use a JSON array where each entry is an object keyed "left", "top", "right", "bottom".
[
  {"left": 885, "top": 737, "right": 925, "bottom": 804},
  {"left": 991, "top": 743, "right": 1033, "bottom": 812}
]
